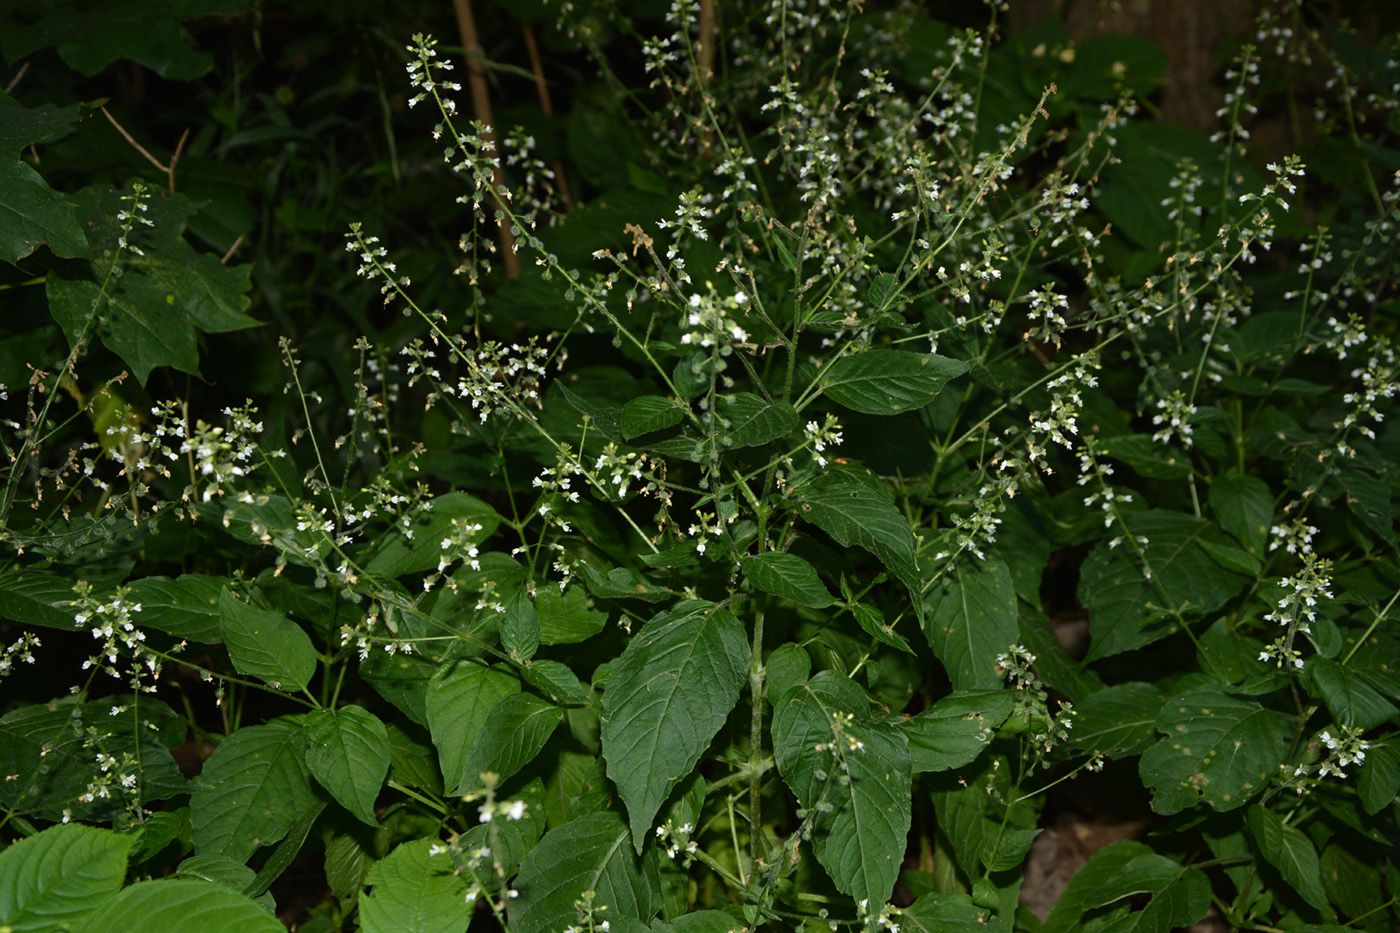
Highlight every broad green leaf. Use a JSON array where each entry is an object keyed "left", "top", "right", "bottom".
[
  {"left": 456, "top": 693, "right": 562, "bottom": 794},
  {"left": 0, "top": 160, "right": 87, "bottom": 264},
  {"left": 1079, "top": 511, "right": 1249, "bottom": 661},
  {"left": 932, "top": 778, "right": 1038, "bottom": 875},
  {"left": 743, "top": 552, "right": 833, "bottom": 608},
  {"left": 358, "top": 838, "right": 472, "bottom": 933},
  {"left": 174, "top": 855, "right": 257, "bottom": 892},
  {"left": 822, "top": 349, "right": 968, "bottom": 415},
  {"left": 1139, "top": 685, "right": 1291, "bottom": 815},
  {"left": 1209, "top": 471, "right": 1273, "bottom": 555},
  {"left": 795, "top": 467, "right": 922, "bottom": 615},
  {"left": 601, "top": 602, "right": 747, "bottom": 851},
  {"left": 1096, "top": 434, "right": 1192, "bottom": 480},
  {"left": 536, "top": 585, "right": 609, "bottom": 644},
  {"left": 0, "top": 824, "right": 134, "bottom": 933},
  {"left": 191, "top": 720, "right": 321, "bottom": 861},
  {"left": 1356, "top": 741, "right": 1400, "bottom": 815},
  {"left": 621, "top": 396, "right": 686, "bottom": 439},
  {"left": 124, "top": 575, "right": 227, "bottom": 642},
  {"left": 867, "top": 271, "right": 900, "bottom": 311},
  {"left": 1246, "top": 804, "right": 1330, "bottom": 912},
  {"left": 365, "top": 493, "right": 500, "bottom": 578},
  {"left": 715, "top": 392, "right": 798, "bottom": 447},
  {"left": 304, "top": 706, "right": 390, "bottom": 826},
  {"left": 1043, "top": 840, "right": 1211, "bottom": 933},
  {"left": 521, "top": 659, "right": 591, "bottom": 706},
  {"left": 773, "top": 672, "right": 912, "bottom": 905},
  {"left": 0, "top": 94, "right": 85, "bottom": 154},
  {"left": 900, "top": 893, "right": 995, "bottom": 931},
  {"left": 510, "top": 811, "right": 658, "bottom": 933},
  {"left": 1320, "top": 843, "right": 1385, "bottom": 922},
  {"left": 501, "top": 588, "right": 541, "bottom": 662},
  {"left": 425, "top": 662, "right": 520, "bottom": 793},
  {"left": 1072, "top": 682, "right": 1165, "bottom": 760},
  {"left": 1339, "top": 469, "right": 1396, "bottom": 549},
  {"left": 218, "top": 590, "right": 316, "bottom": 692},
  {"left": 922, "top": 556, "right": 1018, "bottom": 689},
  {"left": 2, "top": 0, "right": 256, "bottom": 80},
  {"left": 0, "top": 697, "right": 186, "bottom": 822},
  {"left": 901, "top": 690, "right": 1014, "bottom": 772},
  {"left": 651, "top": 910, "right": 745, "bottom": 932},
  {"left": 0, "top": 569, "right": 76, "bottom": 631},
  {"left": 764, "top": 643, "right": 811, "bottom": 705},
  {"left": 324, "top": 832, "right": 374, "bottom": 900},
  {"left": 1306, "top": 657, "right": 1399, "bottom": 730},
  {"left": 74, "top": 879, "right": 281, "bottom": 933}
]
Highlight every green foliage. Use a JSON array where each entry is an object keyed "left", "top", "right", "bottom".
[{"left": 1, "top": 1, "right": 1399, "bottom": 930}]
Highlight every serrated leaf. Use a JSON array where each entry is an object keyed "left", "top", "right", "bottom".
[
  {"left": 0, "top": 160, "right": 87, "bottom": 264},
  {"left": 796, "top": 467, "right": 922, "bottom": 617},
  {"left": 922, "top": 556, "right": 1018, "bottom": 689},
  {"left": 174, "top": 855, "right": 257, "bottom": 893},
  {"left": 1073, "top": 682, "right": 1165, "bottom": 760},
  {"left": 0, "top": 824, "right": 134, "bottom": 933},
  {"left": 715, "top": 392, "right": 798, "bottom": 447},
  {"left": 1246, "top": 804, "right": 1330, "bottom": 912},
  {"left": 900, "top": 893, "right": 994, "bottom": 931},
  {"left": 1139, "top": 685, "right": 1291, "bottom": 815},
  {"left": 521, "top": 659, "right": 591, "bottom": 706},
  {"left": 743, "top": 552, "right": 833, "bottom": 608},
  {"left": 425, "top": 662, "right": 520, "bottom": 793},
  {"left": 867, "top": 272, "right": 900, "bottom": 310},
  {"left": 501, "top": 588, "right": 541, "bottom": 661},
  {"left": 901, "top": 690, "right": 1014, "bottom": 772},
  {"left": 365, "top": 493, "right": 499, "bottom": 578},
  {"left": 602, "top": 602, "right": 748, "bottom": 851},
  {"left": 1306, "top": 657, "right": 1399, "bottom": 730},
  {"left": 1079, "top": 511, "right": 1249, "bottom": 661},
  {"left": 456, "top": 693, "right": 562, "bottom": 795},
  {"left": 0, "top": 569, "right": 77, "bottom": 631},
  {"left": 304, "top": 706, "right": 389, "bottom": 826},
  {"left": 932, "top": 779, "right": 1038, "bottom": 876},
  {"left": 510, "top": 811, "right": 658, "bottom": 933},
  {"left": 74, "top": 879, "right": 281, "bottom": 933},
  {"left": 621, "top": 396, "right": 685, "bottom": 439},
  {"left": 191, "top": 720, "right": 320, "bottom": 861},
  {"left": 1356, "top": 741, "right": 1400, "bottom": 815},
  {"left": 822, "top": 349, "right": 968, "bottom": 415},
  {"left": 1043, "top": 840, "right": 1210, "bottom": 933},
  {"left": 537, "top": 585, "right": 609, "bottom": 644},
  {"left": 218, "top": 590, "right": 316, "bottom": 692},
  {"left": 358, "top": 838, "right": 472, "bottom": 933},
  {"left": 124, "top": 575, "right": 226, "bottom": 642},
  {"left": 850, "top": 603, "right": 915, "bottom": 653},
  {"left": 1209, "top": 471, "right": 1273, "bottom": 555},
  {"left": 773, "top": 672, "right": 911, "bottom": 905}
]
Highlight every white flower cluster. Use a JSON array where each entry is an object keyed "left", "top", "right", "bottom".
[
  {"left": 71, "top": 583, "right": 161, "bottom": 692},
  {"left": 1258, "top": 519, "right": 1333, "bottom": 671},
  {"left": 1150, "top": 388, "right": 1198, "bottom": 449},
  {"left": 804, "top": 415, "right": 844, "bottom": 468},
  {"left": 0, "top": 632, "right": 40, "bottom": 679},
  {"left": 654, "top": 819, "right": 699, "bottom": 864}
]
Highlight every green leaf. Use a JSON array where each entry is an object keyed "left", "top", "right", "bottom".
[
  {"left": 900, "top": 893, "right": 994, "bottom": 931},
  {"left": 1306, "top": 657, "right": 1399, "bottom": 730},
  {"left": 1072, "top": 682, "right": 1166, "bottom": 760},
  {"left": 1096, "top": 434, "right": 1192, "bottom": 480},
  {"left": 218, "top": 590, "right": 316, "bottom": 693},
  {"left": 743, "top": 552, "right": 833, "bottom": 608},
  {"left": 715, "top": 392, "right": 798, "bottom": 448},
  {"left": 510, "top": 811, "right": 658, "bottom": 933},
  {"left": 0, "top": 94, "right": 85, "bottom": 155},
  {"left": 621, "top": 396, "right": 686, "bottom": 439},
  {"left": 901, "top": 690, "right": 1014, "bottom": 772},
  {"left": 191, "top": 720, "right": 321, "bottom": 861},
  {"left": 1043, "top": 840, "right": 1211, "bottom": 933},
  {"left": 425, "top": 662, "right": 520, "bottom": 793},
  {"left": 850, "top": 603, "right": 914, "bottom": 653},
  {"left": 502, "top": 588, "right": 541, "bottom": 662},
  {"left": 536, "top": 585, "right": 609, "bottom": 645},
  {"left": 456, "top": 693, "right": 562, "bottom": 795},
  {"left": 358, "top": 838, "right": 473, "bottom": 933},
  {"left": 651, "top": 910, "right": 746, "bottom": 932},
  {"left": 822, "top": 349, "right": 968, "bottom": 415},
  {"left": 522, "top": 659, "right": 592, "bottom": 706},
  {"left": 74, "top": 879, "right": 281, "bottom": 933},
  {"left": 601, "top": 602, "right": 748, "bottom": 851},
  {"left": 795, "top": 467, "right": 922, "bottom": 616},
  {"left": 1356, "top": 741, "right": 1400, "bottom": 815},
  {"left": 303, "top": 706, "right": 390, "bottom": 827},
  {"left": 0, "top": 824, "right": 134, "bottom": 933},
  {"left": 174, "top": 855, "right": 257, "bottom": 893},
  {"left": 0, "top": 569, "right": 77, "bottom": 631},
  {"left": 922, "top": 557, "right": 1019, "bottom": 689},
  {"left": 1246, "top": 804, "right": 1330, "bottom": 913},
  {"left": 365, "top": 493, "right": 500, "bottom": 578},
  {"left": 1209, "top": 471, "right": 1273, "bottom": 555},
  {"left": 1079, "top": 511, "right": 1250, "bottom": 661},
  {"left": 1139, "top": 685, "right": 1291, "bottom": 815},
  {"left": 0, "top": 160, "right": 87, "bottom": 264},
  {"left": 773, "top": 672, "right": 911, "bottom": 906},
  {"left": 932, "top": 778, "right": 1038, "bottom": 875},
  {"left": 124, "top": 575, "right": 227, "bottom": 642},
  {"left": 867, "top": 272, "right": 900, "bottom": 311},
  {"left": 2, "top": 0, "right": 256, "bottom": 80}
]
